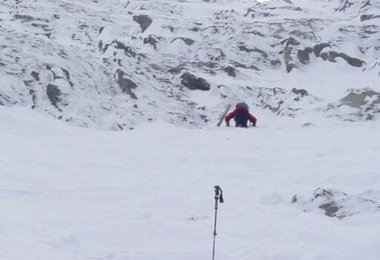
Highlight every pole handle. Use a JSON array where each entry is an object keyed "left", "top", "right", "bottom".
[{"left": 214, "top": 185, "right": 224, "bottom": 203}]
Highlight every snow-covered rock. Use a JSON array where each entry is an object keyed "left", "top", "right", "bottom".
[
  {"left": 326, "top": 88, "right": 380, "bottom": 121},
  {"left": 292, "top": 188, "right": 380, "bottom": 218}
]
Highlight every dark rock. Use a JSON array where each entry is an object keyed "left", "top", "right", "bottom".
[
  {"left": 31, "top": 71, "right": 40, "bottom": 81},
  {"left": 335, "top": 0, "right": 354, "bottom": 12},
  {"left": 319, "top": 202, "right": 341, "bottom": 217},
  {"left": 285, "top": 62, "right": 297, "bottom": 73},
  {"left": 188, "top": 27, "right": 200, "bottom": 32},
  {"left": 103, "top": 40, "right": 136, "bottom": 57},
  {"left": 282, "top": 38, "right": 299, "bottom": 73},
  {"left": 0, "top": 93, "right": 10, "bottom": 105},
  {"left": 360, "top": 14, "right": 380, "bottom": 21},
  {"left": 224, "top": 66, "right": 237, "bottom": 77},
  {"left": 24, "top": 80, "right": 33, "bottom": 87},
  {"left": 244, "top": 7, "right": 255, "bottom": 18},
  {"left": 320, "top": 52, "right": 328, "bottom": 60},
  {"left": 340, "top": 89, "right": 380, "bottom": 108},
  {"left": 327, "top": 89, "right": 380, "bottom": 121},
  {"left": 270, "top": 60, "right": 281, "bottom": 66},
  {"left": 311, "top": 188, "right": 347, "bottom": 218},
  {"left": 171, "top": 37, "right": 195, "bottom": 46},
  {"left": 116, "top": 70, "right": 138, "bottom": 99},
  {"left": 180, "top": 72, "right": 210, "bottom": 91},
  {"left": 237, "top": 42, "right": 268, "bottom": 58},
  {"left": 328, "top": 51, "right": 364, "bottom": 67},
  {"left": 133, "top": 15, "right": 153, "bottom": 33},
  {"left": 298, "top": 188, "right": 380, "bottom": 218},
  {"left": 143, "top": 35, "right": 159, "bottom": 50},
  {"left": 61, "top": 68, "right": 74, "bottom": 87},
  {"left": 61, "top": 68, "right": 71, "bottom": 80},
  {"left": 281, "top": 37, "right": 300, "bottom": 46},
  {"left": 231, "top": 61, "right": 260, "bottom": 71},
  {"left": 302, "top": 122, "right": 314, "bottom": 128},
  {"left": 297, "top": 47, "right": 313, "bottom": 64},
  {"left": 168, "top": 66, "right": 184, "bottom": 74},
  {"left": 29, "top": 89, "right": 36, "bottom": 109},
  {"left": 46, "top": 84, "right": 61, "bottom": 107},
  {"left": 361, "top": 0, "right": 371, "bottom": 9},
  {"left": 313, "top": 43, "right": 330, "bottom": 57},
  {"left": 291, "top": 88, "right": 308, "bottom": 97},
  {"left": 13, "top": 14, "right": 35, "bottom": 22}
]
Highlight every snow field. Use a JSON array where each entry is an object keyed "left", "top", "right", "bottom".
[{"left": 1, "top": 106, "right": 380, "bottom": 259}]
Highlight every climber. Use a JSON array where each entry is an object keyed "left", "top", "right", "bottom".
[{"left": 225, "top": 102, "right": 257, "bottom": 127}]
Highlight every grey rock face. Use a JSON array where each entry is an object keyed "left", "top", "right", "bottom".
[{"left": 180, "top": 72, "right": 211, "bottom": 91}]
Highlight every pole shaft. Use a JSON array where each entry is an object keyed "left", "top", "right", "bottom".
[{"left": 212, "top": 196, "right": 219, "bottom": 260}]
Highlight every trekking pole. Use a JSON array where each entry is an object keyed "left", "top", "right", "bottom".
[{"left": 212, "top": 185, "right": 224, "bottom": 260}]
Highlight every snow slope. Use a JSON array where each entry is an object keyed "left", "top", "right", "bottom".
[{"left": 1, "top": 106, "right": 380, "bottom": 259}]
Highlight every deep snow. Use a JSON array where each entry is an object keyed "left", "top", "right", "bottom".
[{"left": 1, "top": 106, "right": 380, "bottom": 259}]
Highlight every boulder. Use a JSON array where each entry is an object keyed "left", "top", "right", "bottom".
[{"left": 180, "top": 72, "right": 210, "bottom": 91}]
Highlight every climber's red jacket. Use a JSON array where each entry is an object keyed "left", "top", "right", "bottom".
[{"left": 225, "top": 107, "right": 257, "bottom": 127}]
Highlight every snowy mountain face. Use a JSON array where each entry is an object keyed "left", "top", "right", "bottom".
[{"left": 1, "top": 0, "right": 380, "bottom": 129}]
